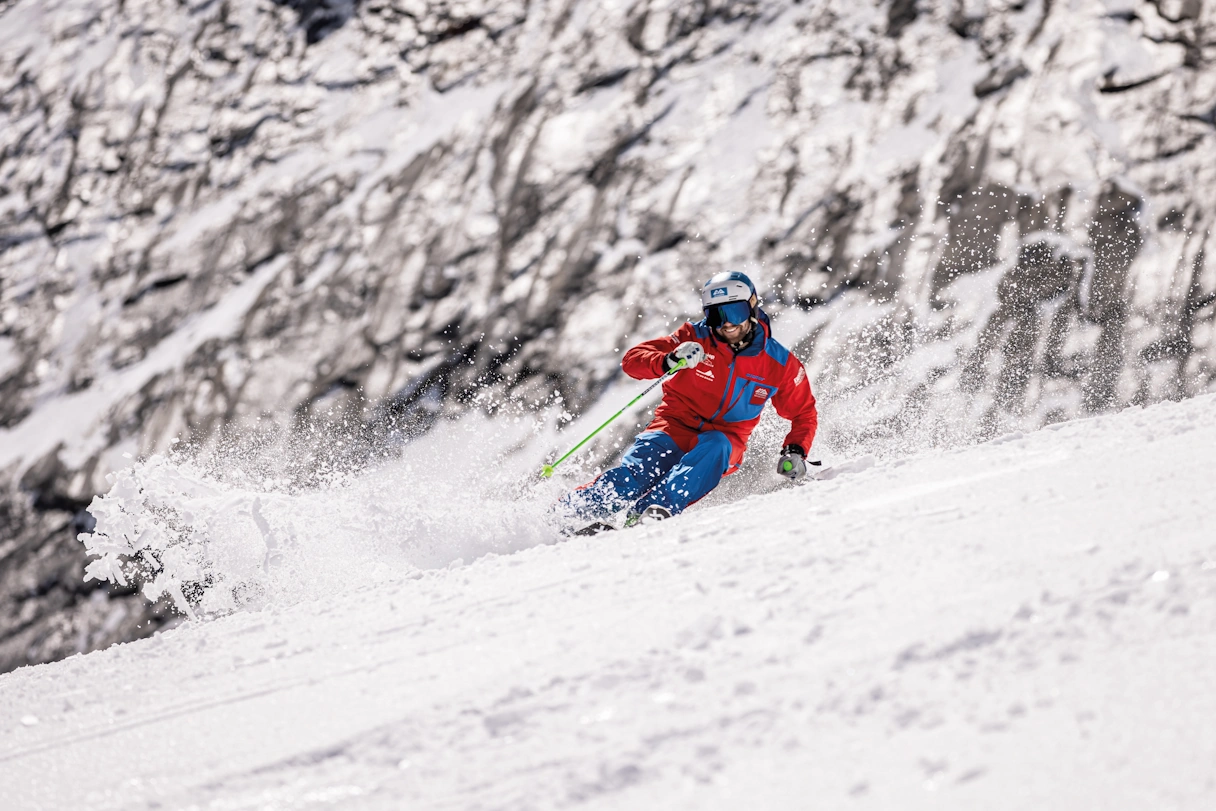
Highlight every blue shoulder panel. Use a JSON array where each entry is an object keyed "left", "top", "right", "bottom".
[
  {"left": 691, "top": 320, "right": 712, "bottom": 340},
  {"left": 763, "top": 336, "right": 791, "bottom": 366}
]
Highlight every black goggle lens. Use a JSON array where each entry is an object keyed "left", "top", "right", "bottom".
[{"left": 705, "top": 301, "right": 752, "bottom": 327}]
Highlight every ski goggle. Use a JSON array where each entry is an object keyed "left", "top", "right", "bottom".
[{"left": 705, "top": 300, "right": 752, "bottom": 328}]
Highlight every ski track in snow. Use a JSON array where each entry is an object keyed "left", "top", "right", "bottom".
[{"left": 3, "top": 394, "right": 1216, "bottom": 809}]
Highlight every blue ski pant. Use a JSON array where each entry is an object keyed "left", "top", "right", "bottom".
[{"left": 561, "top": 430, "right": 732, "bottom": 521}]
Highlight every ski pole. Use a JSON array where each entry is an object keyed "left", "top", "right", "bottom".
[{"left": 540, "top": 358, "right": 687, "bottom": 478}]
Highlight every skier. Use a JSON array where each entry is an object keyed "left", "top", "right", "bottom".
[{"left": 555, "top": 271, "right": 818, "bottom": 534}]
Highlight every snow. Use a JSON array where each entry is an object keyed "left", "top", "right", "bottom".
[
  {"left": 3, "top": 0, "right": 1216, "bottom": 804},
  {"left": 4, "top": 0, "right": 1215, "bottom": 505},
  {"left": 76, "top": 411, "right": 558, "bottom": 618},
  {"left": 3, "top": 392, "right": 1215, "bottom": 809}
]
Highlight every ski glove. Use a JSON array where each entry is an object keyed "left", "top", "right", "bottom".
[
  {"left": 777, "top": 444, "right": 808, "bottom": 481},
  {"left": 665, "top": 341, "right": 705, "bottom": 371}
]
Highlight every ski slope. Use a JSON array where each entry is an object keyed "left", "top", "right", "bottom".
[{"left": 3, "top": 393, "right": 1216, "bottom": 810}]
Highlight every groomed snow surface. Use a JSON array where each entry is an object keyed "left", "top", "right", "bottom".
[{"left": 3, "top": 393, "right": 1216, "bottom": 810}]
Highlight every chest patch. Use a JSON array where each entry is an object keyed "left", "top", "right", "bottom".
[{"left": 751, "top": 386, "right": 772, "bottom": 403}]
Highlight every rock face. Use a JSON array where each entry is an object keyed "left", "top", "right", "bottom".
[{"left": 2, "top": 0, "right": 1215, "bottom": 671}]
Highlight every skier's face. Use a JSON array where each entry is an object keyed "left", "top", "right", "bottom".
[{"left": 715, "top": 319, "right": 752, "bottom": 343}]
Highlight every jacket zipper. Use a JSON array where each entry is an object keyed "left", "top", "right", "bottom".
[
  {"left": 701, "top": 325, "right": 761, "bottom": 427},
  {"left": 709, "top": 353, "right": 739, "bottom": 423}
]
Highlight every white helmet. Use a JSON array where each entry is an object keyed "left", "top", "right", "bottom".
[{"left": 700, "top": 272, "right": 757, "bottom": 327}]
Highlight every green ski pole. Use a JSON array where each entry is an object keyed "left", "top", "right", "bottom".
[{"left": 541, "top": 359, "right": 687, "bottom": 478}]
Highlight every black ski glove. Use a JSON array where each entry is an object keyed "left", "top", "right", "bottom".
[{"left": 777, "top": 444, "right": 808, "bottom": 481}]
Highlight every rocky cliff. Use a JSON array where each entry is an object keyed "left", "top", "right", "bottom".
[{"left": 2, "top": 0, "right": 1215, "bottom": 671}]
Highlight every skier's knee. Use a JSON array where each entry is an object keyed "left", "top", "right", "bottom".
[{"left": 697, "top": 431, "right": 732, "bottom": 466}]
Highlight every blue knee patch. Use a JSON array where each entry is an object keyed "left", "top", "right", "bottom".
[
  {"left": 635, "top": 431, "right": 731, "bottom": 516},
  {"left": 692, "top": 431, "right": 732, "bottom": 471}
]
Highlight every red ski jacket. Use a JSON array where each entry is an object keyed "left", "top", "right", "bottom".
[{"left": 621, "top": 310, "right": 818, "bottom": 474}]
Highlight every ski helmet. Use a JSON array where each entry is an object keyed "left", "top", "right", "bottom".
[{"left": 701, "top": 271, "right": 757, "bottom": 327}]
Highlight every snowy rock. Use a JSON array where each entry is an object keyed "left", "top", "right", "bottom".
[{"left": 2, "top": 0, "right": 1216, "bottom": 671}]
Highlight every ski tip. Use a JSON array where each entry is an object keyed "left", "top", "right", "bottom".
[{"left": 572, "top": 521, "right": 616, "bottom": 537}]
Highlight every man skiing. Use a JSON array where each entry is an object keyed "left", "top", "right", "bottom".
[{"left": 555, "top": 271, "right": 818, "bottom": 534}]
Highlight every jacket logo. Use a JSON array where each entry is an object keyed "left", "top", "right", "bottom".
[{"left": 751, "top": 387, "right": 771, "bottom": 403}]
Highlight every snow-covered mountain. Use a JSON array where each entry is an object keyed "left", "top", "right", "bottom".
[
  {"left": 3, "top": 391, "right": 1215, "bottom": 810},
  {"left": 2, "top": 1, "right": 1216, "bottom": 668}
]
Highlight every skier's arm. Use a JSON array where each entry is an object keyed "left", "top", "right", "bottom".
[
  {"left": 772, "top": 356, "right": 818, "bottom": 452},
  {"left": 621, "top": 323, "right": 694, "bottom": 380}
]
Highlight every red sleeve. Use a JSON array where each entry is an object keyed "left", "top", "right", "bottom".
[
  {"left": 772, "top": 355, "right": 818, "bottom": 452},
  {"left": 621, "top": 323, "right": 695, "bottom": 380}
]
